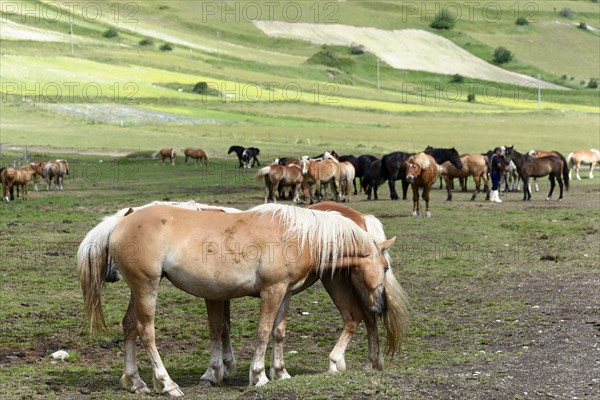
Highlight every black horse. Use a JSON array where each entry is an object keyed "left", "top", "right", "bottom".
[
  {"left": 379, "top": 151, "right": 414, "bottom": 200},
  {"left": 363, "top": 158, "right": 388, "bottom": 200},
  {"left": 228, "top": 145, "right": 260, "bottom": 168}
]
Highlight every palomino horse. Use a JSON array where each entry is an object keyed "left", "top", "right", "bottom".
[
  {"left": 2, "top": 166, "right": 37, "bottom": 201},
  {"left": 183, "top": 148, "right": 209, "bottom": 166},
  {"left": 405, "top": 153, "right": 441, "bottom": 217},
  {"left": 442, "top": 154, "right": 490, "bottom": 201},
  {"left": 300, "top": 156, "right": 341, "bottom": 203},
  {"left": 156, "top": 148, "right": 176, "bottom": 165},
  {"left": 566, "top": 149, "right": 600, "bottom": 180},
  {"left": 78, "top": 204, "right": 395, "bottom": 394},
  {"left": 256, "top": 164, "right": 304, "bottom": 203},
  {"left": 504, "top": 146, "right": 569, "bottom": 201},
  {"left": 338, "top": 161, "right": 356, "bottom": 202},
  {"left": 106, "top": 201, "right": 408, "bottom": 381},
  {"left": 43, "top": 159, "right": 69, "bottom": 191}
]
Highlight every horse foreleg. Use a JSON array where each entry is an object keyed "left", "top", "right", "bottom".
[
  {"left": 411, "top": 185, "right": 419, "bottom": 217},
  {"left": 120, "top": 297, "right": 151, "bottom": 394},
  {"left": 590, "top": 162, "right": 596, "bottom": 179},
  {"left": 424, "top": 185, "right": 432, "bottom": 217},
  {"left": 270, "top": 292, "right": 293, "bottom": 381},
  {"left": 557, "top": 175, "right": 564, "bottom": 201},
  {"left": 201, "top": 300, "right": 227, "bottom": 385},
  {"left": 388, "top": 179, "right": 399, "bottom": 200},
  {"left": 250, "top": 284, "right": 288, "bottom": 387},
  {"left": 575, "top": 162, "right": 581, "bottom": 180}
]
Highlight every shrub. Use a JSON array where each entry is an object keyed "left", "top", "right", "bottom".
[
  {"left": 307, "top": 48, "right": 355, "bottom": 72},
  {"left": 139, "top": 38, "right": 154, "bottom": 46},
  {"left": 515, "top": 17, "right": 529, "bottom": 26},
  {"left": 102, "top": 28, "right": 119, "bottom": 38},
  {"left": 349, "top": 43, "right": 365, "bottom": 55},
  {"left": 467, "top": 94, "right": 476, "bottom": 103},
  {"left": 192, "top": 82, "right": 209, "bottom": 94},
  {"left": 587, "top": 79, "right": 598, "bottom": 89},
  {"left": 430, "top": 10, "right": 455, "bottom": 30},
  {"left": 159, "top": 42, "right": 173, "bottom": 52},
  {"left": 578, "top": 22, "right": 588, "bottom": 30},
  {"left": 559, "top": 8, "right": 574, "bottom": 18},
  {"left": 493, "top": 47, "right": 513, "bottom": 64},
  {"left": 561, "top": 75, "right": 568, "bottom": 80},
  {"left": 451, "top": 74, "right": 464, "bottom": 83}
]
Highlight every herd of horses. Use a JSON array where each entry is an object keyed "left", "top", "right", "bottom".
[
  {"left": 254, "top": 146, "right": 598, "bottom": 217},
  {"left": 1, "top": 159, "right": 70, "bottom": 201}
]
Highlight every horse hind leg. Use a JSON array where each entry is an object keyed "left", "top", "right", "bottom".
[
  {"left": 590, "top": 162, "right": 596, "bottom": 179},
  {"left": 575, "top": 163, "right": 582, "bottom": 180},
  {"left": 130, "top": 281, "right": 183, "bottom": 396},
  {"left": 546, "top": 175, "right": 556, "bottom": 201},
  {"left": 120, "top": 297, "right": 151, "bottom": 394},
  {"left": 221, "top": 300, "right": 236, "bottom": 378},
  {"left": 200, "top": 300, "right": 227, "bottom": 386},
  {"left": 270, "top": 292, "right": 292, "bottom": 381}
]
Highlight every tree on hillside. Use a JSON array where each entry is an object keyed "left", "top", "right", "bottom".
[{"left": 493, "top": 47, "right": 513, "bottom": 64}]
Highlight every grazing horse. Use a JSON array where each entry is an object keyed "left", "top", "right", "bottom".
[
  {"left": 442, "top": 154, "right": 490, "bottom": 201},
  {"left": 0, "top": 167, "right": 15, "bottom": 200},
  {"left": 43, "top": 159, "right": 70, "bottom": 191},
  {"left": 2, "top": 167, "right": 36, "bottom": 201},
  {"left": 300, "top": 157, "right": 341, "bottom": 203},
  {"left": 338, "top": 161, "right": 356, "bottom": 202},
  {"left": 504, "top": 146, "right": 569, "bottom": 201},
  {"left": 405, "top": 153, "right": 441, "bottom": 217},
  {"left": 156, "top": 148, "right": 176, "bottom": 165},
  {"left": 77, "top": 204, "right": 395, "bottom": 393},
  {"left": 256, "top": 164, "right": 304, "bottom": 203},
  {"left": 566, "top": 149, "right": 600, "bottom": 180},
  {"left": 380, "top": 151, "right": 413, "bottom": 200},
  {"left": 183, "top": 148, "right": 209, "bottom": 166}
]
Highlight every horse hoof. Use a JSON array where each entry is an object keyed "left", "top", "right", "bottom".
[
  {"left": 425, "top": 211, "right": 432, "bottom": 218},
  {"left": 411, "top": 211, "right": 418, "bottom": 217},
  {"left": 545, "top": 197, "right": 551, "bottom": 201}
]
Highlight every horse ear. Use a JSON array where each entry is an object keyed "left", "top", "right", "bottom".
[{"left": 378, "top": 237, "right": 396, "bottom": 251}]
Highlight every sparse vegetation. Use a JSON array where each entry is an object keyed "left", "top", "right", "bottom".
[
  {"left": 159, "top": 42, "right": 174, "bottom": 52},
  {"left": 102, "top": 28, "right": 119, "bottom": 39},
  {"left": 430, "top": 10, "right": 456, "bottom": 30},
  {"left": 587, "top": 79, "right": 598, "bottom": 89},
  {"left": 467, "top": 93, "right": 476, "bottom": 102},
  {"left": 307, "top": 46, "right": 355, "bottom": 72},
  {"left": 493, "top": 46, "right": 514, "bottom": 64},
  {"left": 559, "top": 8, "right": 574, "bottom": 18},
  {"left": 515, "top": 17, "right": 529, "bottom": 26},
  {"left": 578, "top": 22, "right": 588, "bottom": 30},
  {"left": 349, "top": 43, "right": 365, "bottom": 55},
  {"left": 139, "top": 38, "right": 154, "bottom": 46},
  {"left": 451, "top": 74, "right": 465, "bottom": 83}
]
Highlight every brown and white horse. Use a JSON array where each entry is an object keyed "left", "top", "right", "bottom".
[
  {"left": 405, "top": 153, "right": 441, "bottom": 217},
  {"left": 156, "top": 148, "right": 176, "bottom": 165},
  {"left": 43, "top": 159, "right": 70, "bottom": 191},
  {"left": 183, "top": 148, "right": 209, "bottom": 166},
  {"left": 566, "top": 149, "right": 600, "bottom": 180},
  {"left": 256, "top": 164, "right": 304, "bottom": 203},
  {"left": 78, "top": 203, "right": 395, "bottom": 394}
]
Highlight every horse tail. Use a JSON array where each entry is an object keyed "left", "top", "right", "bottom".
[
  {"left": 171, "top": 149, "right": 176, "bottom": 158},
  {"left": 553, "top": 151, "right": 569, "bottom": 191},
  {"left": 203, "top": 152, "right": 209, "bottom": 165},
  {"left": 566, "top": 152, "right": 574, "bottom": 170},
  {"left": 152, "top": 150, "right": 160, "bottom": 159},
  {"left": 382, "top": 271, "right": 410, "bottom": 355},
  {"left": 255, "top": 166, "right": 271, "bottom": 181},
  {"left": 76, "top": 215, "right": 121, "bottom": 334}
]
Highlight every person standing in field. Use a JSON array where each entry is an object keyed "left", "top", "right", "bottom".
[{"left": 490, "top": 147, "right": 505, "bottom": 203}]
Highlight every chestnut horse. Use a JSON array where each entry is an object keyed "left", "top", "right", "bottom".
[
  {"left": 256, "top": 164, "right": 304, "bottom": 203},
  {"left": 78, "top": 204, "right": 395, "bottom": 394},
  {"left": 405, "top": 153, "right": 441, "bottom": 217},
  {"left": 442, "top": 154, "right": 490, "bottom": 201},
  {"left": 183, "top": 148, "right": 209, "bottom": 166},
  {"left": 2, "top": 166, "right": 38, "bottom": 201},
  {"left": 505, "top": 146, "right": 569, "bottom": 201},
  {"left": 566, "top": 149, "right": 600, "bottom": 180},
  {"left": 300, "top": 156, "right": 341, "bottom": 203},
  {"left": 156, "top": 148, "right": 176, "bottom": 165}
]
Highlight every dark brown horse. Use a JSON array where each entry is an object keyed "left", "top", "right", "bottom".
[
  {"left": 504, "top": 146, "right": 569, "bottom": 201},
  {"left": 183, "top": 148, "right": 209, "bottom": 166},
  {"left": 405, "top": 153, "right": 442, "bottom": 217}
]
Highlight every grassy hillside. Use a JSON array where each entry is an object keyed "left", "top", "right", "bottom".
[{"left": 1, "top": 0, "right": 599, "bottom": 154}]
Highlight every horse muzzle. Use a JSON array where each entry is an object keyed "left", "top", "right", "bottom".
[
  {"left": 369, "top": 287, "right": 386, "bottom": 314},
  {"left": 405, "top": 175, "right": 415, "bottom": 184}
]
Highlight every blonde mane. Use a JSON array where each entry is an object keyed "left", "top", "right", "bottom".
[
  {"left": 412, "top": 152, "right": 431, "bottom": 169},
  {"left": 250, "top": 203, "right": 380, "bottom": 275},
  {"left": 114, "top": 200, "right": 241, "bottom": 216}
]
